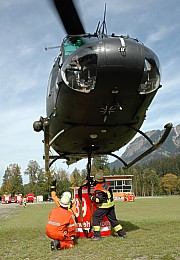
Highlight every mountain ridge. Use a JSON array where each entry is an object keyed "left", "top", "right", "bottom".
[{"left": 109, "top": 124, "right": 180, "bottom": 169}]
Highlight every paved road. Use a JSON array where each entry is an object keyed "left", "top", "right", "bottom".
[{"left": 0, "top": 203, "right": 19, "bottom": 208}]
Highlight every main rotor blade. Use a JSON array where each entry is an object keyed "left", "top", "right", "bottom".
[{"left": 52, "top": 0, "right": 85, "bottom": 35}]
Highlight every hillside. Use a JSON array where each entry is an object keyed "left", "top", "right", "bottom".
[{"left": 109, "top": 124, "right": 180, "bottom": 169}]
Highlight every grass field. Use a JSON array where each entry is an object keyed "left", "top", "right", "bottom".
[{"left": 0, "top": 196, "right": 179, "bottom": 260}]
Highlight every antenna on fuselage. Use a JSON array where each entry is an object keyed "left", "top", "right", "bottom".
[
  {"left": 101, "top": 3, "right": 107, "bottom": 35},
  {"left": 95, "top": 21, "right": 101, "bottom": 35},
  {"left": 96, "top": 3, "right": 107, "bottom": 37}
]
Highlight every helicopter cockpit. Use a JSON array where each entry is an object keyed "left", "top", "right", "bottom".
[
  {"left": 61, "top": 36, "right": 97, "bottom": 93},
  {"left": 62, "top": 36, "right": 84, "bottom": 57}
]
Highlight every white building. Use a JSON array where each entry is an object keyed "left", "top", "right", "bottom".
[{"left": 104, "top": 175, "right": 133, "bottom": 194}]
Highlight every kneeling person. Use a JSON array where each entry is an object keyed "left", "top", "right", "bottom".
[
  {"left": 50, "top": 180, "right": 76, "bottom": 216},
  {"left": 46, "top": 194, "right": 76, "bottom": 251}
]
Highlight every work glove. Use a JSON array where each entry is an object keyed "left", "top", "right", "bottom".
[
  {"left": 50, "top": 179, "right": 56, "bottom": 192},
  {"left": 89, "top": 193, "right": 95, "bottom": 202}
]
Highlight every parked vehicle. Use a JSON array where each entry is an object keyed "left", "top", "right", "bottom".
[
  {"left": 11, "top": 197, "right": 17, "bottom": 203},
  {"left": 2, "top": 194, "right": 12, "bottom": 204},
  {"left": 26, "top": 193, "right": 34, "bottom": 203},
  {"left": 15, "top": 194, "right": 23, "bottom": 204}
]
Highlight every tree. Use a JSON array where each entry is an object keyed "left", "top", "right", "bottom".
[
  {"left": 142, "top": 155, "right": 180, "bottom": 177},
  {"left": 117, "top": 167, "right": 124, "bottom": 175},
  {"left": 126, "top": 167, "right": 139, "bottom": 195},
  {"left": 1, "top": 166, "right": 13, "bottom": 194},
  {"left": 24, "top": 160, "right": 42, "bottom": 195},
  {"left": 53, "top": 169, "right": 71, "bottom": 196},
  {"left": 81, "top": 169, "right": 87, "bottom": 182},
  {"left": 36, "top": 168, "right": 46, "bottom": 196},
  {"left": 1, "top": 164, "right": 23, "bottom": 195},
  {"left": 111, "top": 166, "right": 118, "bottom": 175},
  {"left": 91, "top": 156, "right": 110, "bottom": 176},
  {"left": 144, "top": 168, "right": 159, "bottom": 196},
  {"left": 176, "top": 178, "right": 180, "bottom": 195},
  {"left": 139, "top": 169, "right": 147, "bottom": 196},
  {"left": 70, "top": 168, "right": 82, "bottom": 187},
  {"left": 11, "top": 164, "right": 24, "bottom": 196},
  {"left": 161, "top": 173, "right": 178, "bottom": 195}
]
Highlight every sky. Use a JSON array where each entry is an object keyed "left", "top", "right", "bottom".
[{"left": 0, "top": 0, "right": 180, "bottom": 185}]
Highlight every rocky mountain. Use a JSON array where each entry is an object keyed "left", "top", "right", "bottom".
[{"left": 109, "top": 124, "right": 180, "bottom": 169}]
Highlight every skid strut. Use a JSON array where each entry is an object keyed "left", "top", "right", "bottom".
[
  {"left": 43, "top": 121, "right": 70, "bottom": 173},
  {"left": 109, "top": 123, "right": 173, "bottom": 169}
]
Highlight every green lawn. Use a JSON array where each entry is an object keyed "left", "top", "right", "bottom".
[{"left": 0, "top": 196, "right": 179, "bottom": 260}]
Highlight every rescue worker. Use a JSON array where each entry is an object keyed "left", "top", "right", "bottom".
[
  {"left": 50, "top": 180, "right": 76, "bottom": 216},
  {"left": 23, "top": 197, "right": 27, "bottom": 208},
  {"left": 90, "top": 172, "right": 126, "bottom": 240},
  {"left": 46, "top": 194, "right": 76, "bottom": 250}
]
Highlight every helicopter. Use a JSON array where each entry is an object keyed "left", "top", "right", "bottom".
[{"left": 33, "top": 0, "right": 172, "bottom": 177}]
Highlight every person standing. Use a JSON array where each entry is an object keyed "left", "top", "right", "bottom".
[
  {"left": 23, "top": 197, "right": 27, "bottom": 208},
  {"left": 90, "top": 172, "right": 126, "bottom": 240},
  {"left": 46, "top": 194, "right": 76, "bottom": 250}
]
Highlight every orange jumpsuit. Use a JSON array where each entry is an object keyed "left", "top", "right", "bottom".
[
  {"left": 46, "top": 206, "right": 76, "bottom": 250},
  {"left": 51, "top": 191, "right": 76, "bottom": 216}
]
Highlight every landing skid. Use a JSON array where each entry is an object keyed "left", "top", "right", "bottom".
[
  {"left": 109, "top": 123, "right": 173, "bottom": 169},
  {"left": 42, "top": 120, "right": 172, "bottom": 174}
]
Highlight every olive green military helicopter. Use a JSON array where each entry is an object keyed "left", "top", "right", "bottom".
[{"left": 33, "top": 0, "right": 172, "bottom": 177}]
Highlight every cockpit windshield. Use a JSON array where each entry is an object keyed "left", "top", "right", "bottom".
[
  {"left": 61, "top": 36, "right": 98, "bottom": 93},
  {"left": 61, "top": 52, "right": 97, "bottom": 93}
]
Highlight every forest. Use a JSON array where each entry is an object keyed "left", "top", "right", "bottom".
[{"left": 0, "top": 154, "right": 180, "bottom": 199}]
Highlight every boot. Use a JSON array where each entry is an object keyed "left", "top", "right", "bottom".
[
  {"left": 51, "top": 240, "right": 60, "bottom": 251},
  {"left": 117, "top": 229, "right": 127, "bottom": 238},
  {"left": 54, "top": 240, "right": 60, "bottom": 250},
  {"left": 51, "top": 240, "right": 55, "bottom": 251},
  {"left": 91, "top": 231, "right": 102, "bottom": 241},
  {"left": 90, "top": 236, "right": 102, "bottom": 241}
]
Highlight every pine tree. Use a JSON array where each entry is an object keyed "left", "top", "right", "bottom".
[
  {"left": 91, "top": 156, "right": 110, "bottom": 176},
  {"left": 1, "top": 164, "right": 23, "bottom": 195},
  {"left": 1, "top": 166, "right": 13, "bottom": 194},
  {"left": 11, "top": 164, "right": 23, "bottom": 196},
  {"left": 70, "top": 168, "right": 82, "bottom": 187}
]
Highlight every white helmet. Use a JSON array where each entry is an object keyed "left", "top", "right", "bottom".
[
  {"left": 62, "top": 191, "right": 71, "bottom": 199},
  {"left": 60, "top": 195, "right": 71, "bottom": 207}
]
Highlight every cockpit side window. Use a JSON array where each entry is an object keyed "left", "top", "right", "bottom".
[
  {"left": 47, "top": 57, "right": 60, "bottom": 97},
  {"left": 139, "top": 59, "right": 160, "bottom": 94}
]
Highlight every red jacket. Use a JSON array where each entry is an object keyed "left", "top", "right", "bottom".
[
  {"left": 93, "top": 181, "right": 115, "bottom": 208},
  {"left": 46, "top": 206, "right": 76, "bottom": 240}
]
